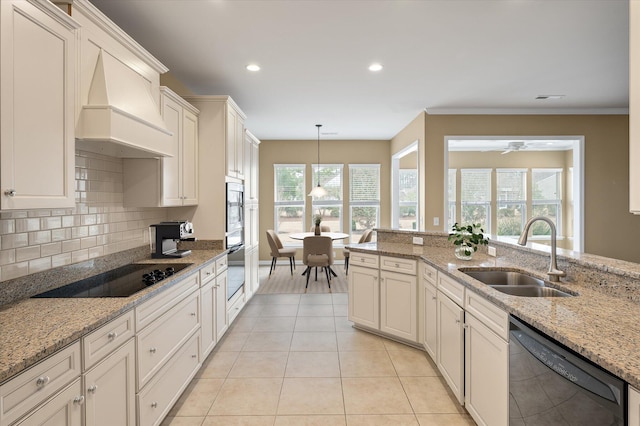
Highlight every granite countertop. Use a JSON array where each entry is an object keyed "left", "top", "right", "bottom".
[
  {"left": 349, "top": 241, "right": 640, "bottom": 390},
  {"left": 0, "top": 249, "right": 226, "bottom": 384}
]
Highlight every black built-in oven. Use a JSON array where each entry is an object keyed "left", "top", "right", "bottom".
[{"left": 226, "top": 181, "right": 245, "bottom": 300}]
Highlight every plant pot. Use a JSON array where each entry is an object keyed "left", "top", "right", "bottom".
[
  {"left": 454, "top": 243, "right": 475, "bottom": 261},
  {"left": 314, "top": 225, "right": 321, "bottom": 235}
]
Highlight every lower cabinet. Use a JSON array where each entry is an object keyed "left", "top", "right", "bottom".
[
  {"left": 216, "top": 268, "right": 229, "bottom": 339},
  {"left": 436, "top": 289, "right": 465, "bottom": 404},
  {"left": 14, "top": 379, "right": 83, "bottom": 426},
  {"left": 348, "top": 264, "right": 380, "bottom": 329},
  {"left": 380, "top": 269, "right": 417, "bottom": 341},
  {"left": 84, "top": 338, "right": 136, "bottom": 426},
  {"left": 421, "top": 278, "right": 438, "bottom": 360},
  {"left": 630, "top": 386, "right": 640, "bottom": 426}
]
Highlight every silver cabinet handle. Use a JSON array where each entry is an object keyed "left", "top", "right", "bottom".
[
  {"left": 206, "top": 271, "right": 212, "bottom": 276},
  {"left": 36, "top": 376, "right": 50, "bottom": 386},
  {"left": 150, "top": 347, "right": 157, "bottom": 353},
  {"left": 88, "top": 385, "right": 98, "bottom": 393},
  {"left": 191, "top": 354, "right": 197, "bottom": 358},
  {"left": 432, "top": 296, "right": 436, "bottom": 300},
  {"left": 4, "top": 189, "right": 16, "bottom": 197},
  {"left": 455, "top": 319, "right": 461, "bottom": 324},
  {"left": 190, "top": 312, "right": 196, "bottom": 316},
  {"left": 73, "top": 396, "right": 85, "bottom": 405},
  {"left": 151, "top": 402, "right": 158, "bottom": 408},
  {"left": 107, "top": 331, "right": 117, "bottom": 339}
]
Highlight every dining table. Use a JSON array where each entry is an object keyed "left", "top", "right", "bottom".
[{"left": 288, "top": 231, "right": 349, "bottom": 278}]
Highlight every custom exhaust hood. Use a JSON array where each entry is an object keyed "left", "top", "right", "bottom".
[{"left": 76, "top": 50, "right": 173, "bottom": 158}]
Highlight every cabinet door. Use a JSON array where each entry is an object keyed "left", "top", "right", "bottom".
[
  {"left": 226, "top": 108, "right": 238, "bottom": 177},
  {"left": 215, "top": 270, "right": 229, "bottom": 339},
  {"left": 244, "top": 246, "right": 259, "bottom": 299},
  {"left": 181, "top": 108, "right": 198, "bottom": 205},
  {"left": 436, "top": 290, "right": 464, "bottom": 404},
  {"left": 630, "top": 386, "right": 640, "bottom": 426},
  {"left": 0, "top": 0, "right": 76, "bottom": 209},
  {"left": 15, "top": 379, "right": 83, "bottom": 426},
  {"left": 464, "top": 313, "right": 508, "bottom": 426},
  {"left": 160, "top": 93, "right": 182, "bottom": 206},
  {"left": 84, "top": 339, "right": 136, "bottom": 426},
  {"left": 423, "top": 281, "right": 438, "bottom": 360},
  {"left": 200, "top": 279, "right": 216, "bottom": 359},
  {"left": 380, "top": 270, "right": 417, "bottom": 342},
  {"left": 348, "top": 265, "right": 379, "bottom": 329},
  {"left": 235, "top": 116, "right": 245, "bottom": 180}
]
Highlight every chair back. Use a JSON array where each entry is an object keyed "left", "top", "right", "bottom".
[
  {"left": 302, "top": 236, "right": 334, "bottom": 266},
  {"left": 359, "top": 229, "right": 373, "bottom": 243},
  {"left": 309, "top": 225, "right": 331, "bottom": 232},
  {"left": 266, "top": 230, "right": 280, "bottom": 257}
]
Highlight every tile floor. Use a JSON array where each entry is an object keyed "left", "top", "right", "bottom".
[{"left": 161, "top": 291, "right": 476, "bottom": 426}]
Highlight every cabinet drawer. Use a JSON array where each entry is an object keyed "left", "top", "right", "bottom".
[
  {"left": 215, "top": 255, "right": 228, "bottom": 274},
  {"left": 137, "top": 291, "right": 200, "bottom": 390},
  {"left": 83, "top": 310, "right": 135, "bottom": 369},
  {"left": 438, "top": 273, "right": 465, "bottom": 307},
  {"left": 380, "top": 256, "right": 416, "bottom": 275},
  {"left": 138, "top": 331, "right": 201, "bottom": 426},
  {"left": 199, "top": 261, "right": 216, "bottom": 285},
  {"left": 136, "top": 271, "right": 199, "bottom": 331},
  {"left": 1, "top": 341, "right": 81, "bottom": 425},
  {"left": 465, "top": 291, "right": 509, "bottom": 341},
  {"left": 349, "top": 252, "right": 379, "bottom": 269},
  {"left": 421, "top": 262, "right": 437, "bottom": 285}
]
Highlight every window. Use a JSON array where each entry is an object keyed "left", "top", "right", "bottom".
[
  {"left": 274, "top": 165, "right": 305, "bottom": 245},
  {"left": 399, "top": 169, "right": 418, "bottom": 230},
  {"left": 460, "top": 169, "right": 491, "bottom": 231},
  {"left": 496, "top": 169, "right": 526, "bottom": 236},
  {"left": 532, "top": 168, "right": 562, "bottom": 236},
  {"left": 448, "top": 169, "right": 457, "bottom": 230},
  {"left": 311, "top": 164, "right": 343, "bottom": 235},
  {"left": 349, "top": 165, "right": 380, "bottom": 243}
]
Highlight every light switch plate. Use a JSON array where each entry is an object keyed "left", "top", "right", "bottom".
[
  {"left": 488, "top": 246, "right": 497, "bottom": 257},
  {"left": 412, "top": 236, "right": 424, "bottom": 245}
]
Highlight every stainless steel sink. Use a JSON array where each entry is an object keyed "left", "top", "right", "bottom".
[{"left": 459, "top": 268, "right": 574, "bottom": 297}]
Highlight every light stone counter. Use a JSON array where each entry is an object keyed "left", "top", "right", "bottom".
[
  {"left": 348, "top": 239, "right": 640, "bottom": 389},
  {"left": 0, "top": 249, "right": 226, "bottom": 384}
]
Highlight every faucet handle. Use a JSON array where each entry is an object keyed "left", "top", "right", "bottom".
[{"left": 547, "top": 268, "right": 566, "bottom": 282}]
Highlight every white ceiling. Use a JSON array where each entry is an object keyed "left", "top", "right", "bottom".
[{"left": 90, "top": 0, "right": 629, "bottom": 141}]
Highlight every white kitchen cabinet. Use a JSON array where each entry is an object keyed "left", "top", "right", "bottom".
[
  {"left": 226, "top": 103, "right": 246, "bottom": 180},
  {"left": 380, "top": 269, "right": 417, "bottom": 342},
  {"left": 200, "top": 262, "right": 217, "bottom": 359},
  {"left": 630, "top": 385, "right": 640, "bottom": 426},
  {"left": 245, "top": 130, "right": 260, "bottom": 203},
  {"left": 348, "top": 264, "right": 380, "bottom": 329},
  {"left": 245, "top": 245, "right": 260, "bottom": 299},
  {"left": 123, "top": 88, "right": 199, "bottom": 207},
  {"left": 14, "top": 379, "right": 83, "bottom": 426},
  {"left": 631, "top": 0, "right": 640, "bottom": 213},
  {"left": 216, "top": 267, "right": 229, "bottom": 339},
  {"left": 246, "top": 203, "right": 260, "bottom": 249},
  {"left": 0, "top": 0, "right": 78, "bottom": 209},
  {"left": 84, "top": 338, "right": 136, "bottom": 426},
  {"left": 437, "top": 288, "right": 465, "bottom": 405},
  {"left": 419, "top": 263, "right": 438, "bottom": 359}
]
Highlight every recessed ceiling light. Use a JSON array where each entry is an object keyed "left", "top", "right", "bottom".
[
  {"left": 368, "top": 63, "right": 383, "bottom": 72},
  {"left": 535, "top": 95, "right": 565, "bottom": 100},
  {"left": 246, "top": 64, "right": 260, "bottom": 72}
]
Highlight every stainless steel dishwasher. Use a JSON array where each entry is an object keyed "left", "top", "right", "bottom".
[{"left": 509, "top": 316, "right": 626, "bottom": 425}]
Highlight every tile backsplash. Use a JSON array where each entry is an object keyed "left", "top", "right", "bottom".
[{"left": 0, "top": 150, "right": 168, "bottom": 282}]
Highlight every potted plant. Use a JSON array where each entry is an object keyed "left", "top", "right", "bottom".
[
  {"left": 314, "top": 214, "right": 322, "bottom": 235},
  {"left": 448, "top": 222, "right": 489, "bottom": 260}
]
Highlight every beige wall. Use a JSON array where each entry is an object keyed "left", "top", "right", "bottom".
[
  {"left": 160, "top": 72, "right": 195, "bottom": 96},
  {"left": 258, "top": 139, "right": 391, "bottom": 261},
  {"left": 418, "top": 113, "right": 637, "bottom": 262}
]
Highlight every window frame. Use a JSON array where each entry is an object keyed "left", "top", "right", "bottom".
[
  {"left": 273, "top": 164, "right": 306, "bottom": 245},
  {"left": 348, "top": 164, "right": 380, "bottom": 243}
]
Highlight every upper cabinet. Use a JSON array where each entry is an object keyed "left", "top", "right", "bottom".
[
  {"left": 631, "top": 0, "right": 640, "bottom": 213},
  {"left": 245, "top": 130, "right": 260, "bottom": 204},
  {"left": 226, "top": 102, "right": 247, "bottom": 180},
  {"left": 0, "top": 0, "right": 79, "bottom": 209},
  {"left": 123, "top": 88, "right": 199, "bottom": 207}
]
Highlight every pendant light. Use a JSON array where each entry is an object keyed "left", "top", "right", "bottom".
[{"left": 308, "top": 124, "right": 328, "bottom": 197}]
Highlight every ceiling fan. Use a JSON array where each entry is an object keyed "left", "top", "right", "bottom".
[{"left": 501, "top": 141, "right": 527, "bottom": 154}]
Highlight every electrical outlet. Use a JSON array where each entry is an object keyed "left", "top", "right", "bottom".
[
  {"left": 433, "top": 217, "right": 440, "bottom": 226},
  {"left": 412, "top": 236, "right": 424, "bottom": 245},
  {"left": 488, "top": 246, "right": 497, "bottom": 257}
]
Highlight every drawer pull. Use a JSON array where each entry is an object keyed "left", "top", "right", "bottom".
[
  {"left": 191, "top": 354, "right": 197, "bottom": 358},
  {"left": 455, "top": 319, "right": 461, "bottom": 324},
  {"left": 73, "top": 396, "right": 85, "bottom": 405},
  {"left": 88, "top": 385, "right": 98, "bottom": 393},
  {"left": 190, "top": 312, "right": 196, "bottom": 316},
  {"left": 4, "top": 189, "right": 16, "bottom": 197},
  {"left": 107, "top": 331, "right": 118, "bottom": 339},
  {"left": 151, "top": 402, "right": 158, "bottom": 408},
  {"left": 36, "top": 376, "right": 50, "bottom": 387},
  {"left": 206, "top": 271, "right": 212, "bottom": 276},
  {"left": 432, "top": 296, "right": 436, "bottom": 300},
  {"left": 150, "top": 347, "right": 157, "bottom": 353}
]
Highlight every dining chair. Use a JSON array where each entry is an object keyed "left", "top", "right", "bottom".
[
  {"left": 302, "top": 236, "right": 334, "bottom": 290},
  {"left": 344, "top": 229, "right": 373, "bottom": 275},
  {"left": 266, "top": 230, "right": 297, "bottom": 277},
  {"left": 309, "top": 225, "right": 331, "bottom": 232}
]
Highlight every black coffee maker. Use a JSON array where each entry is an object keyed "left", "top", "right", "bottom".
[{"left": 150, "top": 221, "right": 194, "bottom": 258}]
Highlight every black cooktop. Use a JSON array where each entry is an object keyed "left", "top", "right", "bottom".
[{"left": 32, "top": 263, "right": 193, "bottom": 298}]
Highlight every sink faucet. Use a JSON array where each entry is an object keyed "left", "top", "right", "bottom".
[{"left": 518, "top": 216, "right": 566, "bottom": 282}]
